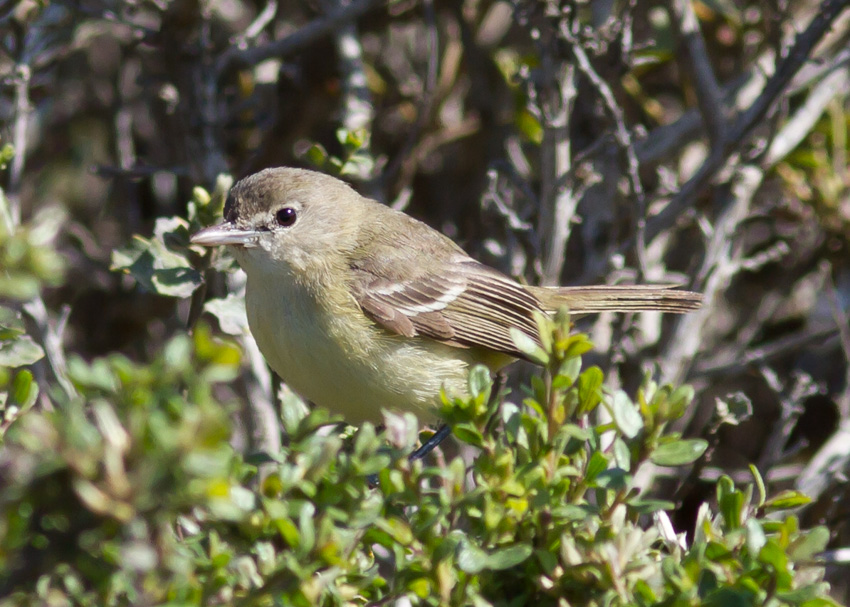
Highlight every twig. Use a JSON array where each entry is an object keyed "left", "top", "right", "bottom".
[
  {"left": 756, "top": 368, "right": 817, "bottom": 472},
  {"left": 534, "top": 14, "right": 577, "bottom": 286},
  {"left": 92, "top": 164, "right": 192, "bottom": 179},
  {"left": 321, "top": 0, "right": 376, "bottom": 186},
  {"left": 559, "top": 20, "right": 647, "bottom": 276},
  {"left": 823, "top": 263, "right": 850, "bottom": 418},
  {"left": 381, "top": 0, "right": 439, "bottom": 190},
  {"left": 199, "top": 7, "right": 228, "bottom": 183},
  {"left": 482, "top": 170, "right": 532, "bottom": 233},
  {"left": 668, "top": 0, "right": 726, "bottom": 148},
  {"left": 645, "top": 0, "right": 850, "bottom": 243},
  {"left": 5, "top": 31, "right": 76, "bottom": 404},
  {"left": 797, "top": 418, "right": 850, "bottom": 502},
  {"left": 233, "top": 0, "right": 278, "bottom": 47},
  {"left": 7, "top": 64, "right": 30, "bottom": 226},
  {"left": 22, "top": 299, "right": 77, "bottom": 401},
  {"left": 765, "top": 63, "right": 850, "bottom": 165},
  {"left": 661, "top": 165, "right": 764, "bottom": 386},
  {"left": 216, "top": 0, "right": 386, "bottom": 77}
]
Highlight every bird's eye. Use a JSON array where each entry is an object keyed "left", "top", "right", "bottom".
[{"left": 275, "top": 207, "right": 297, "bottom": 227}]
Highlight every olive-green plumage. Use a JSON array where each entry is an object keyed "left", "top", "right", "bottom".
[{"left": 192, "top": 167, "right": 702, "bottom": 423}]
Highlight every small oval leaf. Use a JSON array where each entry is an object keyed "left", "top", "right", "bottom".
[
  {"left": 486, "top": 544, "right": 533, "bottom": 570},
  {"left": 650, "top": 439, "right": 708, "bottom": 466}
]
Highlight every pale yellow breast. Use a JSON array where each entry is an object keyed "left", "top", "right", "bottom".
[{"left": 244, "top": 272, "right": 475, "bottom": 425}]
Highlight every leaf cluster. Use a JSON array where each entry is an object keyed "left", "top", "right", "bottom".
[{"left": 0, "top": 304, "right": 836, "bottom": 606}]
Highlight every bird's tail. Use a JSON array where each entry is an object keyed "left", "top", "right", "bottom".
[{"left": 528, "top": 284, "right": 703, "bottom": 314}]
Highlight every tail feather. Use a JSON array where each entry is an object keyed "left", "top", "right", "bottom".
[{"left": 528, "top": 284, "right": 703, "bottom": 314}]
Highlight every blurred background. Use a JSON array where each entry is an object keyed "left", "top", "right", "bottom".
[{"left": 2, "top": 0, "right": 850, "bottom": 599}]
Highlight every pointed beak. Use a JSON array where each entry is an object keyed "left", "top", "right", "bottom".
[{"left": 191, "top": 222, "right": 259, "bottom": 246}]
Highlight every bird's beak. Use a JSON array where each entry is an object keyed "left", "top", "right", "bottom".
[{"left": 191, "top": 222, "right": 259, "bottom": 246}]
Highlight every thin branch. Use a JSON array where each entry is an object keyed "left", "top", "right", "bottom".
[
  {"left": 4, "top": 26, "right": 76, "bottom": 403},
  {"left": 559, "top": 20, "right": 647, "bottom": 275},
  {"left": 668, "top": 0, "right": 726, "bottom": 148},
  {"left": 199, "top": 7, "right": 228, "bottom": 183},
  {"left": 823, "top": 262, "right": 850, "bottom": 418},
  {"left": 381, "top": 0, "right": 439, "bottom": 191},
  {"left": 233, "top": 0, "right": 278, "bottom": 47},
  {"left": 765, "top": 62, "right": 850, "bottom": 165},
  {"left": 7, "top": 64, "right": 30, "bottom": 226},
  {"left": 661, "top": 164, "right": 764, "bottom": 386},
  {"left": 645, "top": 0, "right": 850, "bottom": 243},
  {"left": 216, "top": 0, "right": 386, "bottom": 77},
  {"left": 537, "top": 58, "right": 576, "bottom": 285},
  {"left": 321, "top": 0, "right": 376, "bottom": 186},
  {"left": 560, "top": 22, "right": 644, "bottom": 205}
]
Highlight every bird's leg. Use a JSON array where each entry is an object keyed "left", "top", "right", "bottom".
[
  {"left": 483, "top": 371, "right": 507, "bottom": 436},
  {"left": 409, "top": 370, "right": 507, "bottom": 463},
  {"left": 368, "top": 371, "right": 506, "bottom": 486},
  {"left": 408, "top": 424, "right": 452, "bottom": 462}
]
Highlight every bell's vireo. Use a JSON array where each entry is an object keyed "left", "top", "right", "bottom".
[{"left": 191, "top": 167, "right": 701, "bottom": 423}]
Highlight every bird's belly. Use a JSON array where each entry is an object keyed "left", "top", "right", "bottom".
[{"left": 245, "top": 279, "right": 472, "bottom": 424}]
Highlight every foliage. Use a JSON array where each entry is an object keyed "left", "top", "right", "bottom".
[
  {"left": 2, "top": 0, "right": 849, "bottom": 604},
  {"left": 0, "top": 279, "right": 836, "bottom": 604}
]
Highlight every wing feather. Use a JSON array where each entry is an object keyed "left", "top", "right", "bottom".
[{"left": 350, "top": 254, "right": 544, "bottom": 359}]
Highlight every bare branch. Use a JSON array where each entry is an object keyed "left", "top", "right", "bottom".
[
  {"left": 661, "top": 164, "right": 765, "bottom": 385},
  {"left": 823, "top": 262, "right": 850, "bottom": 418},
  {"left": 765, "top": 62, "right": 850, "bottom": 165},
  {"left": 217, "top": 0, "right": 386, "bottom": 76},
  {"left": 646, "top": 0, "right": 850, "bottom": 243},
  {"left": 668, "top": 0, "right": 726, "bottom": 148},
  {"left": 233, "top": 0, "right": 278, "bottom": 47},
  {"left": 537, "top": 62, "right": 576, "bottom": 285},
  {"left": 7, "top": 64, "right": 30, "bottom": 226},
  {"left": 559, "top": 20, "right": 647, "bottom": 275}
]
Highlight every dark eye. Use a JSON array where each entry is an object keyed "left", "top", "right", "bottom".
[{"left": 275, "top": 207, "right": 297, "bottom": 227}]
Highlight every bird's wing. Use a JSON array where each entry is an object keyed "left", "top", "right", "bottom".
[{"left": 349, "top": 251, "right": 544, "bottom": 359}]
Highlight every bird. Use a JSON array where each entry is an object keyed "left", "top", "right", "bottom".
[{"left": 191, "top": 167, "right": 702, "bottom": 425}]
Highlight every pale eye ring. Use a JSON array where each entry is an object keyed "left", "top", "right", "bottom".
[{"left": 275, "top": 207, "right": 297, "bottom": 227}]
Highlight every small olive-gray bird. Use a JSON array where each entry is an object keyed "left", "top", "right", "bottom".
[{"left": 191, "top": 167, "right": 701, "bottom": 423}]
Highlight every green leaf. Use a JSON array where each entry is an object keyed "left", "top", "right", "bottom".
[
  {"left": 789, "top": 526, "right": 829, "bottom": 560},
  {"left": 516, "top": 108, "right": 543, "bottom": 144},
  {"left": 750, "top": 464, "right": 766, "bottom": 507},
  {"left": 758, "top": 539, "right": 789, "bottom": 573},
  {"left": 0, "top": 334, "right": 44, "bottom": 366},
  {"left": 509, "top": 328, "right": 549, "bottom": 365},
  {"left": 667, "top": 385, "right": 695, "bottom": 419},
  {"left": 612, "top": 437, "right": 631, "bottom": 469},
  {"left": 745, "top": 518, "right": 766, "bottom": 556},
  {"left": 111, "top": 217, "right": 202, "bottom": 298},
  {"left": 467, "top": 365, "right": 492, "bottom": 400},
  {"left": 10, "top": 370, "right": 38, "bottom": 411},
  {"left": 486, "top": 544, "right": 533, "bottom": 570},
  {"left": 650, "top": 439, "right": 708, "bottom": 466},
  {"left": 557, "top": 356, "right": 581, "bottom": 385},
  {"left": 595, "top": 467, "right": 630, "bottom": 489},
  {"left": 204, "top": 294, "right": 248, "bottom": 335},
  {"left": 717, "top": 476, "right": 744, "bottom": 530},
  {"left": 562, "top": 335, "right": 593, "bottom": 359},
  {"left": 453, "top": 423, "right": 484, "bottom": 447},
  {"left": 584, "top": 451, "right": 609, "bottom": 484},
  {"left": 609, "top": 390, "right": 643, "bottom": 439},
  {"left": 457, "top": 539, "right": 488, "bottom": 574},
  {"left": 762, "top": 490, "right": 812, "bottom": 511},
  {"left": 577, "top": 366, "right": 603, "bottom": 414},
  {"left": 305, "top": 143, "right": 329, "bottom": 168},
  {"left": 628, "top": 499, "right": 675, "bottom": 514}
]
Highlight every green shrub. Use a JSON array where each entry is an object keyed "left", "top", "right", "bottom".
[{"left": 0, "top": 303, "right": 835, "bottom": 606}]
